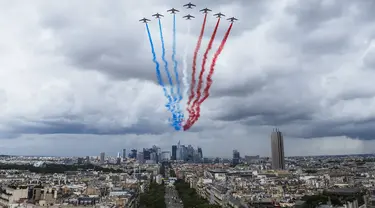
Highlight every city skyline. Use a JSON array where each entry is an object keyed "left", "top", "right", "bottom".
[{"left": 1, "top": 1, "right": 375, "bottom": 156}]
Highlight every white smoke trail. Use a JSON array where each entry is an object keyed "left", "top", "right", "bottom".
[{"left": 182, "top": 21, "right": 191, "bottom": 104}]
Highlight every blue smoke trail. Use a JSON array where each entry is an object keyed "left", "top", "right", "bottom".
[
  {"left": 172, "top": 14, "right": 184, "bottom": 127},
  {"left": 158, "top": 19, "right": 181, "bottom": 130},
  {"left": 145, "top": 24, "right": 179, "bottom": 130}
]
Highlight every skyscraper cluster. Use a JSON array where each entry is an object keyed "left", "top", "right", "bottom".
[
  {"left": 136, "top": 145, "right": 163, "bottom": 164},
  {"left": 171, "top": 141, "right": 203, "bottom": 162}
]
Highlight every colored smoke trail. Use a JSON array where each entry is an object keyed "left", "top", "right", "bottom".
[
  {"left": 185, "top": 13, "right": 207, "bottom": 119},
  {"left": 172, "top": 14, "right": 184, "bottom": 126},
  {"left": 182, "top": 20, "right": 191, "bottom": 106},
  {"left": 145, "top": 24, "right": 170, "bottom": 106},
  {"left": 186, "top": 18, "right": 221, "bottom": 126},
  {"left": 184, "top": 23, "right": 233, "bottom": 131},
  {"left": 158, "top": 19, "right": 181, "bottom": 130},
  {"left": 158, "top": 19, "right": 175, "bottom": 104}
]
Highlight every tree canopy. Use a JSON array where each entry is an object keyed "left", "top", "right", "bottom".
[
  {"left": 174, "top": 179, "right": 221, "bottom": 208},
  {"left": 140, "top": 182, "right": 166, "bottom": 208}
]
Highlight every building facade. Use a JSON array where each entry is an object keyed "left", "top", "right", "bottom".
[{"left": 271, "top": 128, "right": 285, "bottom": 170}]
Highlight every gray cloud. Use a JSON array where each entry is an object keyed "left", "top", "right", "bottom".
[{"left": 1, "top": 0, "right": 375, "bottom": 156}]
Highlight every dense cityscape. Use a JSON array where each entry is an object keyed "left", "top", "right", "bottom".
[{"left": 0, "top": 129, "right": 373, "bottom": 208}]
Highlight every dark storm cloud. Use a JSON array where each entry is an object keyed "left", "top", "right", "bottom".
[
  {"left": 285, "top": 0, "right": 345, "bottom": 31},
  {"left": 4, "top": 116, "right": 169, "bottom": 136},
  {"left": 27, "top": 0, "right": 375, "bottom": 144},
  {"left": 286, "top": 118, "right": 375, "bottom": 140},
  {"left": 44, "top": 21, "right": 160, "bottom": 82},
  {"left": 301, "top": 32, "right": 350, "bottom": 55},
  {"left": 217, "top": 102, "right": 313, "bottom": 125},
  {"left": 39, "top": 0, "right": 267, "bottom": 84},
  {"left": 351, "top": 1, "right": 375, "bottom": 22},
  {"left": 211, "top": 76, "right": 267, "bottom": 98},
  {"left": 188, "top": 0, "right": 268, "bottom": 37}
]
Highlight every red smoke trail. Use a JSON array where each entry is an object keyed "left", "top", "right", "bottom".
[
  {"left": 186, "top": 18, "right": 221, "bottom": 127},
  {"left": 186, "top": 13, "right": 208, "bottom": 119},
  {"left": 184, "top": 23, "right": 233, "bottom": 130}
]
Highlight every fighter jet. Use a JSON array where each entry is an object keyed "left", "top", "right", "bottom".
[
  {"left": 183, "top": 2, "right": 196, "bottom": 9},
  {"left": 213, "top": 12, "right": 225, "bottom": 18},
  {"left": 227, "top": 17, "right": 238, "bottom": 22},
  {"left": 183, "top": 14, "right": 195, "bottom": 20},
  {"left": 139, "top": 18, "right": 151, "bottom": 23},
  {"left": 152, "top": 13, "right": 164, "bottom": 19},
  {"left": 200, "top": 8, "right": 212, "bottom": 13},
  {"left": 167, "top": 8, "right": 179, "bottom": 14}
]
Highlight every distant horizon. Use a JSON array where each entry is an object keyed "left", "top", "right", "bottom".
[{"left": 2, "top": 153, "right": 374, "bottom": 159}]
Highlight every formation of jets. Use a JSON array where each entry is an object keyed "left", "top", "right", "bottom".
[
  {"left": 200, "top": 8, "right": 212, "bottom": 14},
  {"left": 152, "top": 13, "right": 164, "bottom": 19},
  {"left": 167, "top": 8, "right": 179, "bottom": 14},
  {"left": 139, "top": 18, "right": 150, "bottom": 23},
  {"left": 139, "top": 3, "right": 238, "bottom": 23},
  {"left": 183, "top": 14, "right": 195, "bottom": 20},
  {"left": 183, "top": 2, "right": 196, "bottom": 9},
  {"left": 227, "top": 17, "right": 238, "bottom": 22},
  {"left": 213, "top": 12, "right": 225, "bottom": 18}
]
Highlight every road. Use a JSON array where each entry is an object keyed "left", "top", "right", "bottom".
[
  {"left": 163, "top": 166, "right": 183, "bottom": 208},
  {"left": 165, "top": 184, "right": 183, "bottom": 208}
]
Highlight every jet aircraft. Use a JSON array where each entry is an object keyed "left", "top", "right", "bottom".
[
  {"left": 227, "top": 17, "right": 238, "bottom": 22},
  {"left": 183, "top": 14, "right": 195, "bottom": 20},
  {"left": 213, "top": 12, "right": 225, "bottom": 18},
  {"left": 183, "top": 2, "right": 196, "bottom": 9},
  {"left": 139, "top": 18, "right": 151, "bottom": 23},
  {"left": 200, "top": 8, "right": 212, "bottom": 13},
  {"left": 167, "top": 8, "right": 179, "bottom": 14},
  {"left": 152, "top": 13, "right": 164, "bottom": 19}
]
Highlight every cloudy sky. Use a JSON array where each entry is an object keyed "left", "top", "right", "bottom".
[{"left": 1, "top": 0, "right": 375, "bottom": 157}]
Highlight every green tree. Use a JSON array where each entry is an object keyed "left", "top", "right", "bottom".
[
  {"left": 139, "top": 182, "right": 166, "bottom": 208},
  {"left": 0, "top": 163, "right": 123, "bottom": 174},
  {"left": 174, "top": 179, "right": 220, "bottom": 208}
]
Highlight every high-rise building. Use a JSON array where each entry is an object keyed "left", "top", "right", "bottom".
[
  {"left": 130, "top": 149, "right": 137, "bottom": 159},
  {"left": 150, "top": 152, "right": 157, "bottom": 162},
  {"left": 172, "top": 145, "right": 177, "bottom": 160},
  {"left": 197, "top": 147, "right": 203, "bottom": 159},
  {"left": 116, "top": 154, "right": 121, "bottom": 165},
  {"left": 100, "top": 152, "right": 105, "bottom": 164},
  {"left": 143, "top": 148, "right": 151, "bottom": 160},
  {"left": 137, "top": 152, "right": 144, "bottom": 164},
  {"left": 176, "top": 141, "right": 182, "bottom": 160},
  {"left": 232, "top": 150, "right": 240, "bottom": 165},
  {"left": 271, "top": 128, "right": 285, "bottom": 170},
  {"left": 161, "top": 151, "right": 171, "bottom": 161},
  {"left": 122, "top": 149, "right": 126, "bottom": 159}
]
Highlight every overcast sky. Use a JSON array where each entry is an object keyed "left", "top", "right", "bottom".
[{"left": 1, "top": 0, "right": 375, "bottom": 157}]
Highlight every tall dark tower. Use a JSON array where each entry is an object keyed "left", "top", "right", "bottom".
[
  {"left": 197, "top": 147, "right": 203, "bottom": 159},
  {"left": 122, "top": 149, "right": 126, "bottom": 160},
  {"left": 171, "top": 145, "right": 177, "bottom": 160},
  {"left": 232, "top": 150, "right": 240, "bottom": 166},
  {"left": 271, "top": 128, "right": 285, "bottom": 170}
]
